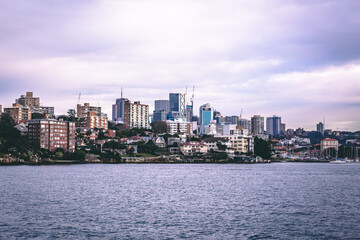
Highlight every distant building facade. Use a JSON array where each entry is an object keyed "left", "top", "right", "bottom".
[
  {"left": 316, "top": 122, "right": 324, "bottom": 135},
  {"left": 199, "top": 103, "right": 214, "bottom": 135},
  {"left": 4, "top": 104, "right": 31, "bottom": 124},
  {"left": 28, "top": 119, "right": 76, "bottom": 152},
  {"left": 77, "top": 103, "right": 107, "bottom": 130},
  {"left": 266, "top": 115, "right": 281, "bottom": 137},
  {"left": 251, "top": 115, "right": 264, "bottom": 135},
  {"left": 281, "top": 123, "right": 286, "bottom": 135},
  {"left": 320, "top": 138, "right": 339, "bottom": 152},
  {"left": 169, "top": 93, "right": 186, "bottom": 116},
  {"left": 238, "top": 118, "right": 251, "bottom": 133},
  {"left": 16, "top": 92, "right": 40, "bottom": 110},
  {"left": 166, "top": 118, "right": 191, "bottom": 135},
  {"left": 85, "top": 112, "right": 108, "bottom": 130},
  {"left": 180, "top": 141, "right": 208, "bottom": 155},
  {"left": 33, "top": 106, "right": 55, "bottom": 118},
  {"left": 77, "top": 103, "right": 101, "bottom": 118},
  {"left": 153, "top": 100, "right": 169, "bottom": 122},
  {"left": 112, "top": 97, "right": 128, "bottom": 123}
]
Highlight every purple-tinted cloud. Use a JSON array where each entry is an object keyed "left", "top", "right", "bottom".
[{"left": 0, "top": 0, "right": 359, "bottom": 130}]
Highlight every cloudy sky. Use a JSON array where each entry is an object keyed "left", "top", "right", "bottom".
[{"left": 0, "top": 0, "right": 359, "bottom": 131}]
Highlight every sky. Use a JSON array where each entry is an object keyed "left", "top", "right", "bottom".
[{"left": 0, "top": 0, "right": 359, "bottom": 131}]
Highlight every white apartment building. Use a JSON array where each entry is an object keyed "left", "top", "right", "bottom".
[
  {"left": 129, "top": 101, "right": 149, "bottom": 129},
  {"left": 166, "top": 118, "right": 191, "bottom": 134}
]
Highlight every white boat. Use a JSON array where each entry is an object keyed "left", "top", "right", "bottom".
[{"left": 330, "top": 159, "right": 346, "bottom": 164}]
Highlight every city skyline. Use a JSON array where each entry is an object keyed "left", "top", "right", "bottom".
[{"left": 0, "top": 1, "right": 360, "bottom": 131}]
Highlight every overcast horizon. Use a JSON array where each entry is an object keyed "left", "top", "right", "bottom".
[{"left": 0, "top": 0, "right": 360, "bottom": 131}]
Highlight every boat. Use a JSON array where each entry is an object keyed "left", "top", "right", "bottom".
[{"left": 330, "top": 159, "right": 346, "bottom": 164}]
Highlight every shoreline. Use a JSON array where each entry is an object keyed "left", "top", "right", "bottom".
[{"left": 0, "top": 160, "right": 334, "bottom": 166}]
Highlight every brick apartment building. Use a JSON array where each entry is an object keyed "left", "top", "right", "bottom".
[{"left": 28, "top": 119, "right": 76, "bottom": 152}]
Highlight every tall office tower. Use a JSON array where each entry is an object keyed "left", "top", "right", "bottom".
[
  {"left": 316, "top": 122, "right": 324, "bottom": 135},
  {"left": 266, "top": 115, "right": 282, "bottom": 136},
  {"left": 153, "top": 100, "right": 169, "bottom": 122},
  {"left": 112, "top": 97, "right": 129, "bottom": 123},
  {"left": 185, "top": 105, "right": 193, "bottom": 123},
  {"left": 199, "top": 103, "right": 214, "bottom": 134},
  {"left": 251, "top": 115, "right": 265, "bottom": 135},
  {"left": 77, "top": 103, "right": 101, "bottom": 118},
  {"left": 28, "top": 119, "right": 76, "bottom": 152},
  {"left": 169, "top": 93, "right": 186, "bottom": 116},
  {"left": 155, "top": 100, "right": 170, "bottom": 112},
  {"left": 238, "top": 118, "right": 251, "bottom": 133},
  {"left": 15, "top": 92, "right": 40, "bottom": 110}
]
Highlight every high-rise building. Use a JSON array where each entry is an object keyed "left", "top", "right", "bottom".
[
  {"left": 153, "top": 100, "right": 169, "bottom": 122},
  {"left": 28, "top": 119, "right": 76, "bottom": 152},
  {"left": 199, "top": 103, "right": 214, "bottom": 134},
  {"left": 169, "top": 93, "right": 186, "bottom": 116},
  {"left": 251, "top": 115, "right": 264, "bottom": 135},
  {"left": 113, "top": 96, "right": 150, "bottom": 129},
  {"left": 77, "top": 103, "right": 101, "bottom": 118},
  {"left": 316, "top": 122, "right": 324, "bottom": 135},
  {"left": 238, "top": 118, "right": 251, "bottom": 133},
  {"left": 266, "top": 115, "right": 282, "bottom": 136},
  {"left": 77, "top": 103, "right": 107, "bottom": 130},
  {"left": 155, "top": 100, "right": 169, "bottom": 112},
  {"left": 112, "top": 98, "right": 129, "bottom": 123},
  {"left": 228, "top": 116, "right": 239, "bottom": 125},
  {"left": 16, "top": 92, "right": 40, "bottom": 110},
  {"left": 185, "top": 105, "right": 193, "bottom": 123},
  {"left": 85, "top": 112, "right": 108, "bottom": 130},
  {"left": 4, "top": 104, "right": 31, "bottom": 124},
  {"left": 128, "top": 101, "right": 149, "bottom": 129},
  {"left": 14, "top": 92, "right": 54, "bottom": 118}
]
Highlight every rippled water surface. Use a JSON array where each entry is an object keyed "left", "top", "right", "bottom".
[{"left": 1, "top": 163, "right": 360, "bottom": 239}]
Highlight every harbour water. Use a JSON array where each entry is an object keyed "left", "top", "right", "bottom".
[{"left": 0, "top": 163, "right": 359, "bottom": 239}]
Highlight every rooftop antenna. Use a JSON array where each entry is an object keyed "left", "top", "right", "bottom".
[{"left": 191, "top": 85, "right": 195, "bottom": 106}]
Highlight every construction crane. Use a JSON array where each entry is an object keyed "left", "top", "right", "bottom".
[
  {"left": 240, "top": 108, "right": 243, "bottom": 119},
  {"left": 77, "top": 93, "right": 81, "bottom": 105}
]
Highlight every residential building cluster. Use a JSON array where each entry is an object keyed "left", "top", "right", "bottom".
[{"left": 1, "top": 90, "right": 359, "bottom": 160}]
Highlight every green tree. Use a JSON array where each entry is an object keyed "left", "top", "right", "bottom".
[
  {"left": 138, "top": 140, "right": 158, "bottom": 154},
  {"left": 254, "top": 137, "right": 272, "bottom": 159},
  {"left": 55, "top": 151, "right": 64, "bottom": 159},
  {"left": 71, "top": 150, "right": 86, "bottom": 162},
  {"left": 216, "top": 142, "right": 227, "bottom": 151},
  {"left": 151, "top": 121, "right": 168, "bottom": 134},
  {"left": 127, "top": 147, "right": 135, "bottom": 156},
  {"left": 103, "top": 141, "right": 126, "bottom": 150},
  {"left": 0, "top": 114, "right": 28, "bottom": 154}
]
